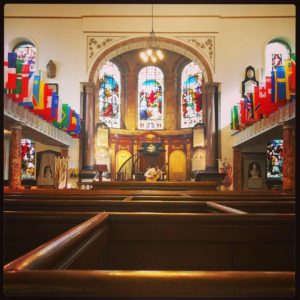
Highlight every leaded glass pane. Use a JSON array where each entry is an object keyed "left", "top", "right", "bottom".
[
  {"left": 99, "top": 61, "right": 121, "bottom": 128},
  {"left": 181, "top": 62, "right": 203, "bottom": 128},
  {"left": 21, "top": 139, "right": 36, "bottom": 180},
  {"left": 265, "top": 41, "right": 290, "bottom": 76},
  {"left": 13, "top": 42, "right": 37, "bottom": 73},
  {"left": 138, "top": 66, "right": 164, "bottom": 130}
]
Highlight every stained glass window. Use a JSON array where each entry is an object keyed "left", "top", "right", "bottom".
[
  {"left": 138, "top": 66, "right": 164, "bottom": 130},
  {"left": 21, "top": 139, "right": 36, "bottom": 180},
  {"left": 267, "top": 139, "right": 283, "bottom": 181},
  {"left": 181, "top": 62, "right": 204, "bottom": 128},
  {"left": 265, "top": 40, "right": 291, "bottom": 76},
  {"left": 99, "top": 61, "right": 121, "bottom": 128},
  {"left": 13, "top": 42, "right": 37, "bottom": 73}
]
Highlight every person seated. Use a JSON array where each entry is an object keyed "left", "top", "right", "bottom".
[{"left": 144, "top": 165, "right": 162, "bottom": 182}]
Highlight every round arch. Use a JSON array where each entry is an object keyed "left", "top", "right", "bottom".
[{"left": 88, "top": 36, "right": 213, "bottom": 86}]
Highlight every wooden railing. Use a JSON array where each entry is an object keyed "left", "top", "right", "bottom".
[{"left": 4, "top": 212, "right": 295, "bottom": 297}]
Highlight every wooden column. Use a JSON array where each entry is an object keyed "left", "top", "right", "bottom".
[
  {"left": 202, "top": 83, "right": 218, "bottom": 171},
  {"left": 9, "top": 124, "right": 22, "bottom": 190},
  {"left": 186, "top": 143, "right": 191, "bottom": 180},
  {"left": 282, "top": 121, "right": 295, "bottom": 191},
  {"left": 165, "top": 143, "right": 169, "bottom": 180},
  {"left": 81, "top": 83, "right": 95, "bottom": 170},
  {"left": 233, "top": 147, "right": 242, "bottom": 191},
  {"left": 111, "top": 143, "right": 116, "bottom": 181}
]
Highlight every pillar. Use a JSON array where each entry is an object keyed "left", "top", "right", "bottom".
[
  {"left": 9, "top": 124, "right": 22, "bottom": 190},
  {"left": 233, "top": 147, "right": 242, "bottom": 191},
  {"left": 79, "top": 83, "right": 97, "bottom": 182},
  {"left": 202, "top": 83, "right": 218, "bottom": 170},
  {"left": 186, "top": 143, "right": 191, "bottom": 180},
  {"left": 111, "top": 143, "right": 116, "bottom": 180},
  {"left": 282, "top": 121, "right": 295, "bottom": 191}
]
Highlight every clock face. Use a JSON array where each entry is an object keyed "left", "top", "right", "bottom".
[{"left": 247, "top": 69, "right": 254, "bottom": 79}]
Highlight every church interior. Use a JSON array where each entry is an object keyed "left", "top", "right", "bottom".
[{"left": 3, "top": 3, "right": 296, "bottom": 298}]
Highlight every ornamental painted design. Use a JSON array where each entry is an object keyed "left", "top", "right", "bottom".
[
  {"left": 177, "top": 36, "right": 215, "bottom": 71},
  {"left": 87, "top": 36, "right": 125, "bottom": 70}
]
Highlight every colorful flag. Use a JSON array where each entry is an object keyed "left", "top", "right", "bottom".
[
  {"left": 61, "top": 104, "right": 71, "bottom": 129},
  {"left": 37, "top": 80, "right": 45, "bottom": 109},
  {"left": 290, "top": 53, "right": 296, "bottom": 101},
  {"left": 275, "top": 66, "right": 287, "bottom": 106},
  {"left": 6, "top": 52, "right": 17, "bottom": 92},
  {"left": 244, "top": 93, "right": 255, "bottom": 124},
  {"left": 32, "top": 75, "right": 40, "bottom": 107},
  {"left": 4, "top": 46, "right": 8, "bottom": 91},
  {"left": 253, "top": 86, "right": 262, "bottom": 121},
  {"left": 51, "top": 92, "right": 59, "bottom": 121},
  {"left": 34, "top": 83, "right": 52, "bottom": 120},
  {"left": 67, "top": 109, "right": 77, "bottom": 132},
  {"left": 74, "top": 112, "right": 81, "bottom": 136},
  {"left": 230, "top": 105, "right": 239, "bottom": 130},
  {"left": 19, "top": 72, "right": 34, "bottom": 108},
  {"left": 19, "top": 64, "right": 30, "bottom": 99},
  {"left": 239, "top": 100, "right": 246, "bottom": 126},
  {"left": 12, "top": 59, "right": 23, "bottom": 102},
  {"left": 265, "top": 76, "right": 278, "bottom": 114}
]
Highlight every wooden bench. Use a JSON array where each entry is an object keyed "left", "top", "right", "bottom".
[{"left": 4, "top": 212, "right": 295, "bottom": 297}]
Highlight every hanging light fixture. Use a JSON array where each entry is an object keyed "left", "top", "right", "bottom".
[{"left": 140, "top": 4, "right": 164, "bottom": 63}]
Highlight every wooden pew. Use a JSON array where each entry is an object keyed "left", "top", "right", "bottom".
[
  {"left": 4, "top": 212, "right": 295, "bottom": 297},
  {"left": 4, "top": 189, "right": 295, "bottom": 204},
  {"left": 3, "top": 211, "right": 97, "bottom": 264}
]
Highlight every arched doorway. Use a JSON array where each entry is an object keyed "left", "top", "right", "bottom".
[
  {"left": 169, "top": 150, "right": 186, "bottom": 181},
  {"left": 116, "top": 149, "right": 132, "bottom": 180}
]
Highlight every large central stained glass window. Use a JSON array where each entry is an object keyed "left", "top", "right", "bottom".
[
  {"left": 99, "top": 61, "right": 121, "bottom": 128},
  {"left": 138, "top": 66, "right": 164, "bottom": 130},
  {"left": 181, "top": 62, "right": 203, "bottom": 128}
]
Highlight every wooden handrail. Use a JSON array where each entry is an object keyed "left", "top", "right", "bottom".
[
  {"left": 4, "top": 212, "right": 108, "bottom": 271},
  {"left": 4, "top": 270, "right": 294, "bottom": 297},
  {"left": 206, "top": 201, "right": 248, "bottom": 214}
]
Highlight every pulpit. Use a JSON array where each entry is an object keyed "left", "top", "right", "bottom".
[{"left": 94, "top": 164, "right": 108, "bottom": 181}]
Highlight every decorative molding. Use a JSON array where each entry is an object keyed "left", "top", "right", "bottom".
[
  {"left": 87, "top": 36, "right": 125, "bottom": 71},
  {"left": 176, "top": 36, "right": 215, "bottom": 71},
  {"left": 4, "top": 96, "right": 74, "bottom": 147},
  {"left": 232, "top": 101, "right": 295, "bottom": 147}
]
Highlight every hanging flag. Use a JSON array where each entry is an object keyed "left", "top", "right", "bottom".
[
  {"left": 51, "top": 92, "right": 59, "bottom": 121},
  {"left": 271, "top": 69, "right": 276, "bottom": 104},
  {"left": 74, "top": 112, "right": 81, "bottom": 136},
  {"left": 19, "top": 72, "right": 34, "bottom": 108},
  {"left": 253, "top": 85, "right": 262, "bottom": 121},
  {"left": 244, "top": 93, "right": 255, "bottom": 125},
  {"left": 32, "top": 75, "right": 41, "bottom": 108},
  {"left": 4, "top": 46, "right": 8, "bottom": 92},
  {"left": 11, "top": 59, "right": 23, "bottom": 102},
  {"left": 52, "top": 103, "right": 63, "bottom": 129},
  {"left": 230, "top": 105, "right": 239, "bottom": 130},
  {"left": 275, "top": 66, "right": 287, "bottom": 106},
  {"left": 6, "top": 52, "right": 17, "bottom": 93},
  {"left": 37, "top": 80, "right": 45, "bottom": 109},
  {"left": 34, "top": 83, "right": 52, "bottom": 119},
  {"left": 59, "top": 103, "right": 71, "bottom": 129},
  {"left": 239, "top": 100, "right": 246, "bottom": 127},
  {"left": 284, "top": 59, "right": 292, "bottom": 102},
  {"left": 290, "top": 53, "right": 296, "bottom": 101},
  {"left": 67, "top": 109, "right": 77, "bottom": 132},
  {"left": 265, "top": 76, "right": 278, "bottom": 114},
  {"left": 19, "top": 64, "right": 30, "bottom": 99}
]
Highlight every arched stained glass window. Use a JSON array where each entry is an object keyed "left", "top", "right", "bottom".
[
  {"left": 138, "top": 66, "right": 164, "bottom": 130},
  {"left": 13, "top": 42, "right": 37, "bottom": 73},
  {"left": 99, "top": 61, "right": 121, "bottom": 128},
  {"left": 181, "top": 62, "right": 204, "bottom": 128},
  {"left": 265, "top": 40, "right": 291, "bottom": 76},
  {"left": 21, "top": 139, "right": 36, "bottom": 180}
]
